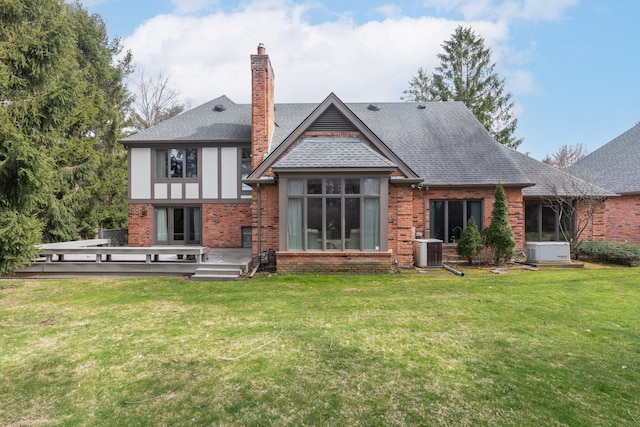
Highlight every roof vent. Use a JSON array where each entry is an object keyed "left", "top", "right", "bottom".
[
  {"left": 213, "top": 104, "right": 226, "bottom": 112},
  {"left": 367, "top": 104, "right": 380, "bottom": 111},
  {"left": 417, "top": 104, "right": 426, "bottom": 109}
]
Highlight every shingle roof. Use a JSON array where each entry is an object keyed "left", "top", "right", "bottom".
[
  {"left": 568, "top": 124, "right": 640, "bottom": 194},
  {"left": 120, "top": 93, "right": 612, "bottom": 197},
  {"left": 122, "top": 95, "right": 251, "bottom": 142},
  {"left": 267, "top": 100, "right": 532, "bottom": 186},
  {"left": 272, "top": 138, "right": 397, "bottom": 170},
  {"left": 507, "top": 147, "right": 615, "bottom": 197},
  {"left": 344, "top": 101, "right": 531, "bottom": 186}
]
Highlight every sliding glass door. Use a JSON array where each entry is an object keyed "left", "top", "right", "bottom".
[{"left": 155, "top": 206, "right": 201, "bottom": 245}]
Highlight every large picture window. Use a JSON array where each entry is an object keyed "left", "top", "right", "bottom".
[
  {"left": 155, "top": 148, "right": 198, "bottom": 179},
  {"left": 286, "top": 177, "right": 382, "bottom": 251},
  {"left": 525, "top": 201, "right": 573, "bottom": 242},
  {"left": 430, "top": 200, "right": 482, "bottom": 243}
]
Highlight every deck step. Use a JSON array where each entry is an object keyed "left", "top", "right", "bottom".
[
  {"left": 191, "top": 274, "right": 239, "bottom": 282},
  {"left": 190, "top": 267, "right": 242, "bottom": 281}
]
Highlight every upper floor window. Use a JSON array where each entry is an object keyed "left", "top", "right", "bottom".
[
  {"left": 156, "top": 148, "right": 198, "bottom": 179},
  {"left": 430, "top": 200, "right": 482, "bottom": 243},
  {"left": 241, "top": 148, "right": 251, "bottom": 192}
]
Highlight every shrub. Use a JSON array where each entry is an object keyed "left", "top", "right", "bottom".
[
  {"left": 484, "top": 183, "right": 515, "bottom": 264},
  {"left": 577, "top": 241, "right": 640, "bottom": 266},
  {"left": 456, "top": 217, "right": 481, "bottom": 264}
]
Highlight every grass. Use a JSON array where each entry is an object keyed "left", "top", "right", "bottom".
[{"left": 1, "top": 266, "right": 639, "bottom": 426}]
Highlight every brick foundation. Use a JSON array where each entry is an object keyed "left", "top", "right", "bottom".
[{"left": 276, "top": 250, "right": 395, "bottom": 274}]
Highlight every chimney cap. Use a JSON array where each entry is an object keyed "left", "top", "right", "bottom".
[{"left": 257, "top": 43, "right": 266, "bottom": 55}]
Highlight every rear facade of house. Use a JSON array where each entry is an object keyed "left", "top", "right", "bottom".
[{"left": 122, "top": 45, "right": 612, "bottom": 272}]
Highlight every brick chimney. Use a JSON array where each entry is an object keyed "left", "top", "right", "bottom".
[{"left": 251, "top": 43, "right": 275, "bottom": 170}]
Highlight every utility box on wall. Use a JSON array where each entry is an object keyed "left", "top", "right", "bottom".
[
  {"left": 413, "top": 239, "right": 443, "bottom": 267},
  {"left": 525, "top": 241, "right": 571, "bottom": 264}
]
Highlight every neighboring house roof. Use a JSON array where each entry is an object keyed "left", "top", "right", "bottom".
[{"left": 568, "top": 124, "right": 640, "bottom": 195}]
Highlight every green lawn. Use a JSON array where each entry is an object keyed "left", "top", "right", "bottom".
[{"left": 1, "top": 267, "right": 639, "bottom": 426}]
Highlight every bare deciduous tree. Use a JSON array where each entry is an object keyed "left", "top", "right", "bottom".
[
  {"left": 543, "top": 143, "right": 588, "bottom": 170},
  {"left": 132, "top": 67, "right": 189, "bottom": 129},
  {"left": 541, "top": 170, "right": 607, "bottom": 259}
]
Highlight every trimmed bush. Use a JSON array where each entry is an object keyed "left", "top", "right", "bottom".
[
  {"left": 577, "top": 241, "right": 640, "bottom": 266},
  {"left": 457, "top": 217, "right": 482, "bottom": 264},
  {"left": 485, "top": 183, "right": 515, "bottom": 264}
]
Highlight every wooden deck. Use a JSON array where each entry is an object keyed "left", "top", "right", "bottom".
[
  {"left": 13, "top": 241, "right": 253, "bottom": 280},
  {"left": 39, "top": 246, "right": 209, "bottom": 264}
]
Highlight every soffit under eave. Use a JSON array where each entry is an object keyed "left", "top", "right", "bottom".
[{"left": 119, "top": 138, "right": 251, "bottom": 148}]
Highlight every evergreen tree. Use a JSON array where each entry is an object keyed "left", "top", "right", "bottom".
[
  {"left": 485, "top": 183, "right": 515, "bottom": 264},
  {"left": 0, "top": 0, "right": 131, "bottom": 272},
  {"left": 404, "top": 26, "right": 523, "bottom": 149},
  {"left": 456, "top": 217, "right": 482, "bottom": 265}
]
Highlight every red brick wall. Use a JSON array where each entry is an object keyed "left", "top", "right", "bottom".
[
  {"left": 388, "top": 185, "right": 415, "bottom": 268},
  {"left": 603, "top": 195, "right": 640, "bottom": 243},
  {"left": 128, "top": 202, "right": 251, "bottom": 249},
  {"left": 128, "top": 203, "right": 153, "bottom": 247},
  {"left": 202, "top": 203, "right": 252, "bottom": 248},
  {"left": 251, "top": 185, "right": 279, "bottom": 257},
  {"left": 421, "top": 187, "right": 526, "bottom": 251},
  {"left": 277, "top": 250, "right": 395, "bottom": 274}
]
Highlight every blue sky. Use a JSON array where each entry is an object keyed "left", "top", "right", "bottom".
[{"left": 79, "top": 0, "right": 639, "bottom": 160}]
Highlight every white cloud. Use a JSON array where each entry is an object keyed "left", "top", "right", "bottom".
[
  {"left": 421, "top": 0, "right": 578, "bottom": 22},
  {"left": 123, "top": 1, "right": 509, "bottom": 106},
  {"left": 375, "top": 4, "right": 403, "bottom": 19},
  {"left": 170, "top": 0, "right": 218, "bottom": 15},
  {"left": 506, "top": 69, "right": 538, "bottom": 95}
]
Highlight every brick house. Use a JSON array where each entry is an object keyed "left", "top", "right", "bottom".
[
  {"left": 121, "top": 44, "right": 613, "bottom": 272},
  {"left": 569, "top": 124, "right": 640, "bottom": 244}
]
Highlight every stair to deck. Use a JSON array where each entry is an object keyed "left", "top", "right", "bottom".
[{"left": 190, "top": 266, "right": 243, "bottom": 281}]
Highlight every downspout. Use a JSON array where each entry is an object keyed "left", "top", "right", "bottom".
[
  {"left": 395, "top": 185, "right": 399, "bottom": 265},
  {"left": 423, "top": 191, "right": 428, "bottom": 237},
  {"left": 257, "top": 182, "right": 262, "bottom": 258}
]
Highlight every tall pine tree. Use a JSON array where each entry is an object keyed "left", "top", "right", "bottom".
[
  {"left": 404, "top": 26, "right": 522, "bottom": 149},
  {"left": 0, "top": 0, "right": 131, "bottom": 273}
]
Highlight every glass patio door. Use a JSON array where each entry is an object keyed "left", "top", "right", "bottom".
[{"left": 155, "top": 206, "right": 201, "bottom": 245}]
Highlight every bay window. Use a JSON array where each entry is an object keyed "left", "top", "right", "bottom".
[{"left": 285, "top": 177, "right": 384, "bottom": 251}]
